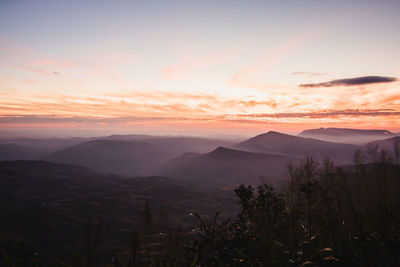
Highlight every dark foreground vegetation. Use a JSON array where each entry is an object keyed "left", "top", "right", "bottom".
[{"left": 1, "top": 146, "right": 400, "bottom": 266}]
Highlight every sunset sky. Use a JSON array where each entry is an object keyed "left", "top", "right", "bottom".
[{"left": 1, "top": 0, "right": 400, "bottom": 137}]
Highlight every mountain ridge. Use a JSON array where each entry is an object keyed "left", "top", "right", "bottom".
[
  {"left": 299, "top": 127, "right": 397, "bottom": 144},
  {"left": 300, "top": 127, "right": 395, "bottom": 136},
  {"left": 158, "top": 146, "right": 300, "bottom": 186},
  {"left": 234, "top": 131, "right": 357, "bottom": 163}
]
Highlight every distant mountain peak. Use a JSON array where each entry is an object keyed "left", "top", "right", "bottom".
[
  {"left": 246, "top": 131, "right": 297, "bottom": 141},
  {"left": 262, "top": 131, "right": 289, "bottom": 136},
  {"left": 210, "top": 146, "right": 240, "bottom": 155},
  {"left": 234, "top": 130, "right": 356, "bottom": 164},
  {"left": 266, "top": 131, "right": 280, "bottom": 134},
  {"left": 236, "top": 131, "right": 327, "bottom": 148},
  {"left": 264, "top": 131, "right": 286, "bottom": 135},
  {"left": 298, "top": 127, "right": 397, "bottom": 145},
  {"left": 300, "top": 128, "right": 395, "bottom": 136},
  {"left": 214, "top": 146, "right": 228, "bottom": 151}
]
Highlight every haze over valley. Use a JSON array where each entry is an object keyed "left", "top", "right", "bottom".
[
  {"left": 1, "top": 127, "right": 400, "bottom": 264},
  {"left": 3, "top": 128, "right": 397, "bottom": 181}
]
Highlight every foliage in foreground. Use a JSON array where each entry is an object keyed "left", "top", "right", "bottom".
[{"left": 189, "top": 151, "right": 400, "bottom": 266}]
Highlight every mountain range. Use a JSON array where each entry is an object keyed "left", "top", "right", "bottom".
[
  {"left": 1, "top": 129, "right": 399, "bottom": 185},
  {"left": 2, "top": 128, "right": 400, "bottom": 257},
  {"left": 158, "top": 146, "right": 299, "bottom": 186},
  {"left": 44, "top": 137, "right": 234, "bottom": 176}
]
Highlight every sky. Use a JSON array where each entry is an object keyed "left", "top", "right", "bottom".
[{"left": 1, "top": 0, "right": 400, "bottom": 137}]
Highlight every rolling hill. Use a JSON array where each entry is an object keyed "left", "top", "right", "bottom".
[
  {"left": 0, "top": 160, "right": 237, "bottom": 253},
  {"left": 45, "top": 137, "right": 234, "bottom": 176},
  {"left": 158, "top": 146, "right": 300, "bottom": 186},
  {"left": 234, "top": 131, "right": 358, "bottom": 163},
  {"left": 0, "top": 143, "right": 46, "bottom": 160}
]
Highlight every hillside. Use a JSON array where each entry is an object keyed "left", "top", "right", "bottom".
[
  {"left": 0, "top": 137, "right": 93, "bottom": 156},
  {"left": 0, "top": 143, "right": 46, "bottom": 160},
  {"left": 158, "top": 146, "right": 299, "bottom": 186},
  {"left": 0, "top": 160, "right": 237, "bottom": 253},
  {"left": 234, "top": 131, "right": 357, "bottom": 163},
  {"left": 45, "top": 137, "right": 234, "bottom": 176}
]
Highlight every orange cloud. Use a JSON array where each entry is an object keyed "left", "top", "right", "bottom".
[
  {"left": 223, "top": 99, "right": 278, "bottom": 110},
  {"left": 381, "top": 94, "right": 400, "bottom": 103}
]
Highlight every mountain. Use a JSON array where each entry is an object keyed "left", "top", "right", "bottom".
[
  {"left": 299, "top": 127, "right": 396, "bottom": 144},
  {"left": 300, "top": 127, "right": 395, "bottom": 136},
  {"left": 0, "top": 143, "right": 46, "bottom": 160},
  {"left": 158, "top": 146, "right": 300, "bottom": 186},
  {"left": 0, "top": 137, "right": 97, "bottom": 161},
  {"left": 45, "top": 137, "right": 234, "bottom": 176},
  {"left": 0, "top": 160, "right": 237, "bottom": 252},
  {"left": 102, "top": 134, "right": 157, "bottom": 140},
  {"left": 45, "top": 139, "right": 172, "bottom": 176},
  {"left": 0, "top": 160, "right": 96, "bottom": 176},
  {"left": 0, "top": 135, "right": 231, "bottom": 162},
  {"left": 0, "top": 137, "right": 92, "bottom": 153},
  {"left": 234, "top": 131, "right": 358, "bottom": 163}
]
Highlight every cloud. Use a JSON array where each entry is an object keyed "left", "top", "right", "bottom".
[
  {"left": 2, "top": 109, "right": 400, "bottom": 126},
  {"left": 382, "top": 94, "right": 400, "bottom": 103},
  {"left": 0, "top": 115, "right": 177, "bottom": 124},
  {"left": 292, "top": 71, "right": 325, "bottom": 76},
  {"left": 299, "top": 76, "right": 397, "bottom": 88},
  {"left": 223, "top": 99, "right": 277, "bottom": 109},
  {"left": 0, "top": 91, "right": 223, "bottom": 119},
  {"left": 236, "top": 109, "right": 400, "bottom": 119}
]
